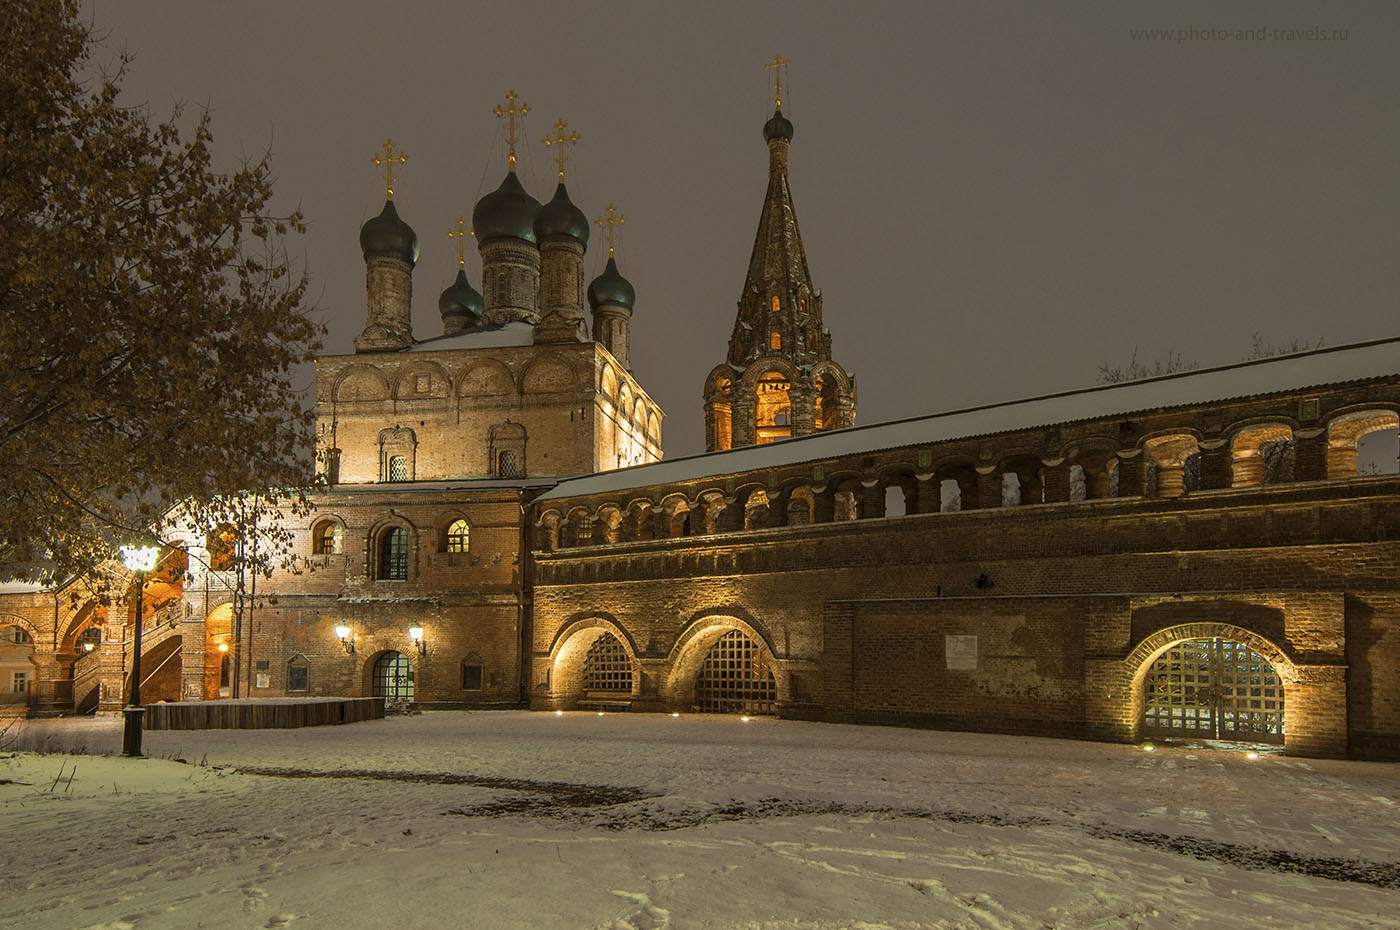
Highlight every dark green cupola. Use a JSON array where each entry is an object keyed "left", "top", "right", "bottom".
[
  {"left": 472, "top": 171, "right": 541, "bottom": 245},
  {"left": 533, "top": 183, "right": 590, "bottom": 245},
  {"left": 587, "top": 256, "right": 635, "bottom": 311},
  {"left": 359, "top": 199, "right": 420, "bottom": 265},
  {"left": 438, "top": 268, "right": 484, "bottom": 336},
  {"left": 763, "top": 107, "right": 794, "bottom": 143}
]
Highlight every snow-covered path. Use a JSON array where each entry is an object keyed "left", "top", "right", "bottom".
[{"left": 2, "top": 712, "right": 1396, "bottom": 929}]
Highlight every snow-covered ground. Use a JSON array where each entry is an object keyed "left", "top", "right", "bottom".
[{"left": 2, "top": 711, "right": 1397, "bottom": 930}]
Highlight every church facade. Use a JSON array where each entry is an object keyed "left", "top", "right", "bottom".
[{"left": 3, "top": 87, "right": 1399, "bottom": 761}]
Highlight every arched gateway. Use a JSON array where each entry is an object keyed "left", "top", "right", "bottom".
[
  {"left": 1141, "top": 637, "right": 1284, "bottom": 744},
  {"left": 696, "top": 629, "right": 776, "bottom": 715}
]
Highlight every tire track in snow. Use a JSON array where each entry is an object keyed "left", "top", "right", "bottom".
[{"left": 238, "top": 766, "right": 1400, "bottom": 891}]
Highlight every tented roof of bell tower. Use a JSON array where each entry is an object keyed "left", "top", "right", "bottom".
[{"left": 739, "top": 114, "right": 814, "bottom": 328}]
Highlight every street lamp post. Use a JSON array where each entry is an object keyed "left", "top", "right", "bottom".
[{"left": 120, "top": 545, "right": 160, "bottom": 758}]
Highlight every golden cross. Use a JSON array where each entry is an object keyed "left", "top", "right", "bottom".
[
  {"left": 372, "top": 138, "right": 407, "bottom": 199},
  {"left": 765, "top": 54, "right": 791, "bottom": 108},
  {"left": 446, "top": 216, "right": 469, "bottom": 269},
  {"left": 595, "top": 203, "right": 626, "bottom": 257},
  {"left": 541, "top": 118, "right": 581, "bottom": 181},
  {"left": 493, "top": 90, "right": 530, "bottom": 170}
]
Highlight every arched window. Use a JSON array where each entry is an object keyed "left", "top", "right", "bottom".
[
  {"left": 313, "top": 521, "right": 343, "bottom": 555},
  {"left": 770, "top": 295, "right": 780, "bottom": 313},
  {"left": 9, "top": 626, "right": 33, "bottom": 645},
  {"left": 445, "top": 519, "right": 469, "bottom": 553},
  {"left": 378, "top": 527, "right": 408, "bottom": 580},
  {"left": 498, "top": 450, "right": 520, "bottom": 477},
  {"left": 388, "top": 455, "right": 408, "bottom": 482},
  {"left": 496, "top": 274, "right": 508, "bottom": 305},
  {"left": 770, "top": 331, "right": 781, "bottom": 351}
]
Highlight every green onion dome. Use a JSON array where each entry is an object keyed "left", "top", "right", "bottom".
[
  {"left": 358, "top": 199, "right": 420, "bottom": 264},
  {"left": 586, "top": 256, "right": 635, "bottom": 311},
  {"left": 438, "top": 268, "right": 484, "bottom": 323},
  {"left": 471, "top": 171, "right": 541, "bottom": 244},
  {"left": 533, "top": 182, "right": 590, "bottom": 246},
  {"left": 763, "top": 107, "right": 794, "bottom": 143}
]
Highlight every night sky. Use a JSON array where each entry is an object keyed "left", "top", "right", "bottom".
[{"left": 89, "top": 1, "right": 1400, "bottom": 458}]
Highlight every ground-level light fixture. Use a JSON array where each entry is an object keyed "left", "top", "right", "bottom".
[
  {"left": 408, "top": 625, "right": 426, "bottom": 655},
  {"left": 334, "top": 624, "right": 355, "bottom": 654},
  {"left": 119, "top": 544, "right": 161, "bottom": 759}
]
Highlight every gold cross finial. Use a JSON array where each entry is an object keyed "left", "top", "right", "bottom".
[
  {"left": 541, "top": 118, "right": 581, "bottom": 182},
  {"left": 765, "top": 54, "right": 791, "bottom": 108},
  {"left": 446, "top": 216, "right": 469, "bottom": 269},
  {"left": 372, "top": 138, "right": 407, "bottom": 200},
  {"left": 493, "top": 90, "right": 530, "bottom": 170},
  {"left": 595, "top": 203, "right": 626, "bottom": 257}
]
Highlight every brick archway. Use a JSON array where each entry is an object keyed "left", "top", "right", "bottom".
[
  {"left": 663, "top": 615, "right": 787, "bottom": 712},
  {"left": 544, "top": 616, "right": 640, "bottom": 709},
  {"left": 1123, "top": 622, "right": 1297, "bottom": 747}
]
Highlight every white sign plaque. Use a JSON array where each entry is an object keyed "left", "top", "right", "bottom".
[{"left": 945, "top": 634, "right": 978, "bottom": 671}]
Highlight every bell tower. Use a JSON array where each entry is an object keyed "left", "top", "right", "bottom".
[{"left": 704, "top": 57, "right": 855, "bottom": 451}]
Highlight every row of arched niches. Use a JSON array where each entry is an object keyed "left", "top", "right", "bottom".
[{"left": 535, "top": 401, "right": 1400, "bottom": 548}]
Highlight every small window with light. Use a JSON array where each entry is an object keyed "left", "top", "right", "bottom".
[{"left": 446, "top": 519, "right": 469, "bottom": 553}]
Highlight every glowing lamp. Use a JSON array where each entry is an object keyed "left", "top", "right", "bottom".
[
  {"left": 118, "top": 543, "right": 160, "bottom": 759},
  {"left": 217, "top": 642, "right": 229, "bottom": 653},
  {"left": 408, "top": 625, "right": 426, "bottom": 655},
  {"left": 334, "top": 625, "right": 355, "bottom": 654},
  {"left": 120, "top": 545, "right": 160, "bottom": 573}
]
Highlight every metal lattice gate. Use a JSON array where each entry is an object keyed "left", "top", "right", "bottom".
[
  {"left": 696, "top": 630, "right": 776, "bottom": 715},
  {"left": 1142, "top": 638, "right": 1283, "bottom": 744},
  {"left": 582, "top": 633, "right": 632, "bottom": 692}
]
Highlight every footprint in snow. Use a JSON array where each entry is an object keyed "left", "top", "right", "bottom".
[{"left": 603, "top": 890, "right": 670, "bottom": 930}]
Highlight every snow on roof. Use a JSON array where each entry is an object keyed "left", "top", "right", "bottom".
[
  {"left": 328, "top": 476, "right": 559, "bottom": 494},
  {"left": 406, "top": 321, "right": 536, "bottom": 352},
  {"left": 0, "top": 579, "right": 50, "bottom": 595},
  {"left": 540, "top": 336, "right": 1400, "bottom": 502}
]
